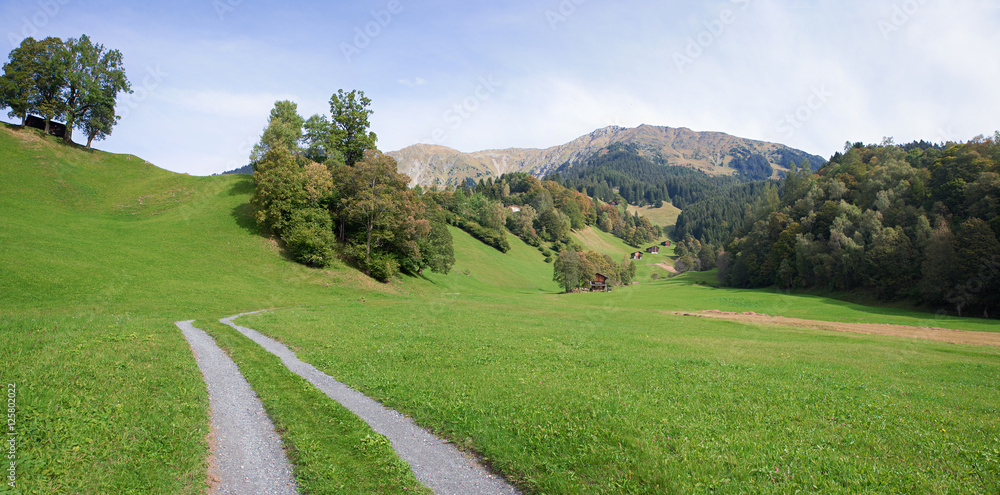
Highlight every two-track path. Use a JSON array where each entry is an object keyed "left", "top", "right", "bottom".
[
  {"left": 175, "top": 320, "right": 298, "bottom": 495},
  {"left": 218, "top": 312, "right": 520, "bottom": 495},
  {"left": 178, "top": 314, "right": 520, "bottom": 495}
]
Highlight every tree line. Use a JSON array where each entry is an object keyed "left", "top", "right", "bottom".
[
  {"left": 0, "top": 36, "right": 131, "bottom": 148},
  {"left": 720, "top": 136, "right": 1000, "bottom": 317}
]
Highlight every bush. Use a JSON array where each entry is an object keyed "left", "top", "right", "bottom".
[
  {"left": 365, "top": 251, "right": 400, "bottom": 282},
  {"left": 456, "top": 219, "right": 510, "bottom": 253},
  {"left": 281, "top": 208, "right": 336, "bottom": 267}
]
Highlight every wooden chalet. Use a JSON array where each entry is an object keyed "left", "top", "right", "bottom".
[
  {"left": 590, "top": 273, "right": 609, "bottom": 292},
  {"left": 646, "top": 246, "right": 660, "bottom": 254},
  {"left": 630, "top": 251, "right": 643, "bottom": 260},
  {"left": 661, "top": 240, "right": 672, "bottom": 247}
]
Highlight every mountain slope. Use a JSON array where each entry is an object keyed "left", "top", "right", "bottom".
[{"left": 388, "top": 124, "right": 826, "bottom": 187}]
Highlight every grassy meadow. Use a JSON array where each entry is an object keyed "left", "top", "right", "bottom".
[
  {"left": 2, "top": 123, "right": 1000, "bottom": 493},
  {"left": 627, "top": 203, "right": 683, "bottom": 230}
]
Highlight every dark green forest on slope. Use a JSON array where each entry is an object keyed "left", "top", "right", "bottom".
[
  {"left": 720, "top": 135, "right": 1000, "bottom": 317},
  {"left": 555, "top": 143, "right": 789, "bottom": 246}
]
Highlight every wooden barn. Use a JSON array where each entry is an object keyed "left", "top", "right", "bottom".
[
  {"left": 590, "top": 273, "right": 609, "bottom": 292},
  {"left": 630, "top": 251, "right": 643, "bottom": 260},
  {"left": 661, "top": 240, "right": 672, "bottom": 247},
  {"left": 25, "top": 115, "right": 66, "bottom": 138},
  {"left": 646, "top": 246, "right": 660, "bottom": 254}
]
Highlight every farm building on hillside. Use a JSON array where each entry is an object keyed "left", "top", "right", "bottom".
[
  {"left": 508, "top": 205, "right": 521, "bottom": 213},
  {"left": 590, "top": 273, "right": 609, "bottom": 292},
  {"left": 631, "top": 251, "right": 643, "bottom": 260},
  {"left": 646, "top": 246, "right": 660, "bottom": 254},
  {"left": 661, "top": 240, "right": 671, "bottom": 247},
  {"left": 25, "top": 115, "right": 66, "bottom": 138}
]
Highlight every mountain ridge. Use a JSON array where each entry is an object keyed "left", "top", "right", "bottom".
[{"left": 388, "top": 124, "right": 827, "bottom": 187}]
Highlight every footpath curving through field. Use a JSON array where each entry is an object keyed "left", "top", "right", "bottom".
[
  {"left": 219, "top": 312, "right": 521, "bottom": 495},
  {"left": 670, "top": 310, "right": 1000, "bottom": 347},
  {"left": 175, "top": 320, "right": 298, "bottom": 495}
]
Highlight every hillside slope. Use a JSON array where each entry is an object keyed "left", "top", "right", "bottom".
[
  {"left": 388, "top": 124, "right": 826, "bottom": 187},
  {"left": 0, "top": 122, "right": 562, "bottom": 493}
]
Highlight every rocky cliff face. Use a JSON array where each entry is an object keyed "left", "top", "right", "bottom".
[{"left": 387, "top": 124, "right": 826, "bottom": 187}]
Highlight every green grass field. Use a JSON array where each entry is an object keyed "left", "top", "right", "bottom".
[
  {"left": 627, "top": 203, "right": 683, "bottom": 229},
  {"left": 3, "top": 123, "right": 1000, "bottom": 493}
]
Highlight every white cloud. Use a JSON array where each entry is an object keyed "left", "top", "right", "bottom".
[{"left": 2, "top": 0, "right": 998, "bottom": 173}]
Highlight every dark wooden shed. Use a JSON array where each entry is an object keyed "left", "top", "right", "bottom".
[{"left": 25, "top": 115, "right": 67, "bottom": 138}]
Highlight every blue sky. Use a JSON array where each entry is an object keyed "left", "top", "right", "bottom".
[{"left": 2, "top": 0, "right": 999, "bottom": 175}]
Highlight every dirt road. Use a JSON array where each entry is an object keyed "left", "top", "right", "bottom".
[{"left": 669, "top": 310, "right": 1000, "bottom": 347}]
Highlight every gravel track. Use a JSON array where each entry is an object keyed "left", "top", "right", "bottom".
[
  {"left": 220, "top": 312, "right": 521, "bottom": 495},
  {"left": 176, "top": 320, "right": 298, "bottom": 495}
]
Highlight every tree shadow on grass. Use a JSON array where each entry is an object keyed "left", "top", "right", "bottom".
[{"left": 228, "top": 179, "right": 266, "bottom": 237}]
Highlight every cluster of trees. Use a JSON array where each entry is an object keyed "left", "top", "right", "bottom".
[
  {"left": 595, "top": 203, "right": 660, "bottom": 246},
  {"left": 672, "top": 234, "right": 719, "bottom": 274},
  {"left": 416, "top": 187, "right": 513, "bottom": 253},
  {"left": 720, "top": 136, "right": 1000, "bottom": 317},
  {"left": 250, "top": 93, "right": 454, "bottom": 281},
  {"left": 0, "top": 36, "right": 131, "bottom": 148},
  {"left": 553, "top": 249, "right": 636, "bottom": 293},
  {"left": 418, "top": 172, "right": 599, "bottom": 251}
]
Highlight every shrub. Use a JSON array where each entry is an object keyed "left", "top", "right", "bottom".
[
  {"left": 365, "top": 251, "right": 400, "bottom": 282},
  {"left": 282, "top": 208, "right": 336, "bottom": 267}
]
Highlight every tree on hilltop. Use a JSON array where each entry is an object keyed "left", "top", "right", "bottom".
[
  {"left": 0, "top": 35, "right": 131, "bottom": 147},
  {"left": 60, "top": 35, "right": 131, "bottom": 147}
]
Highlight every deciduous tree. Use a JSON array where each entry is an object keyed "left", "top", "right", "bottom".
[{"left": 60, "top": 35, "right": 131, "bottom": 145}]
